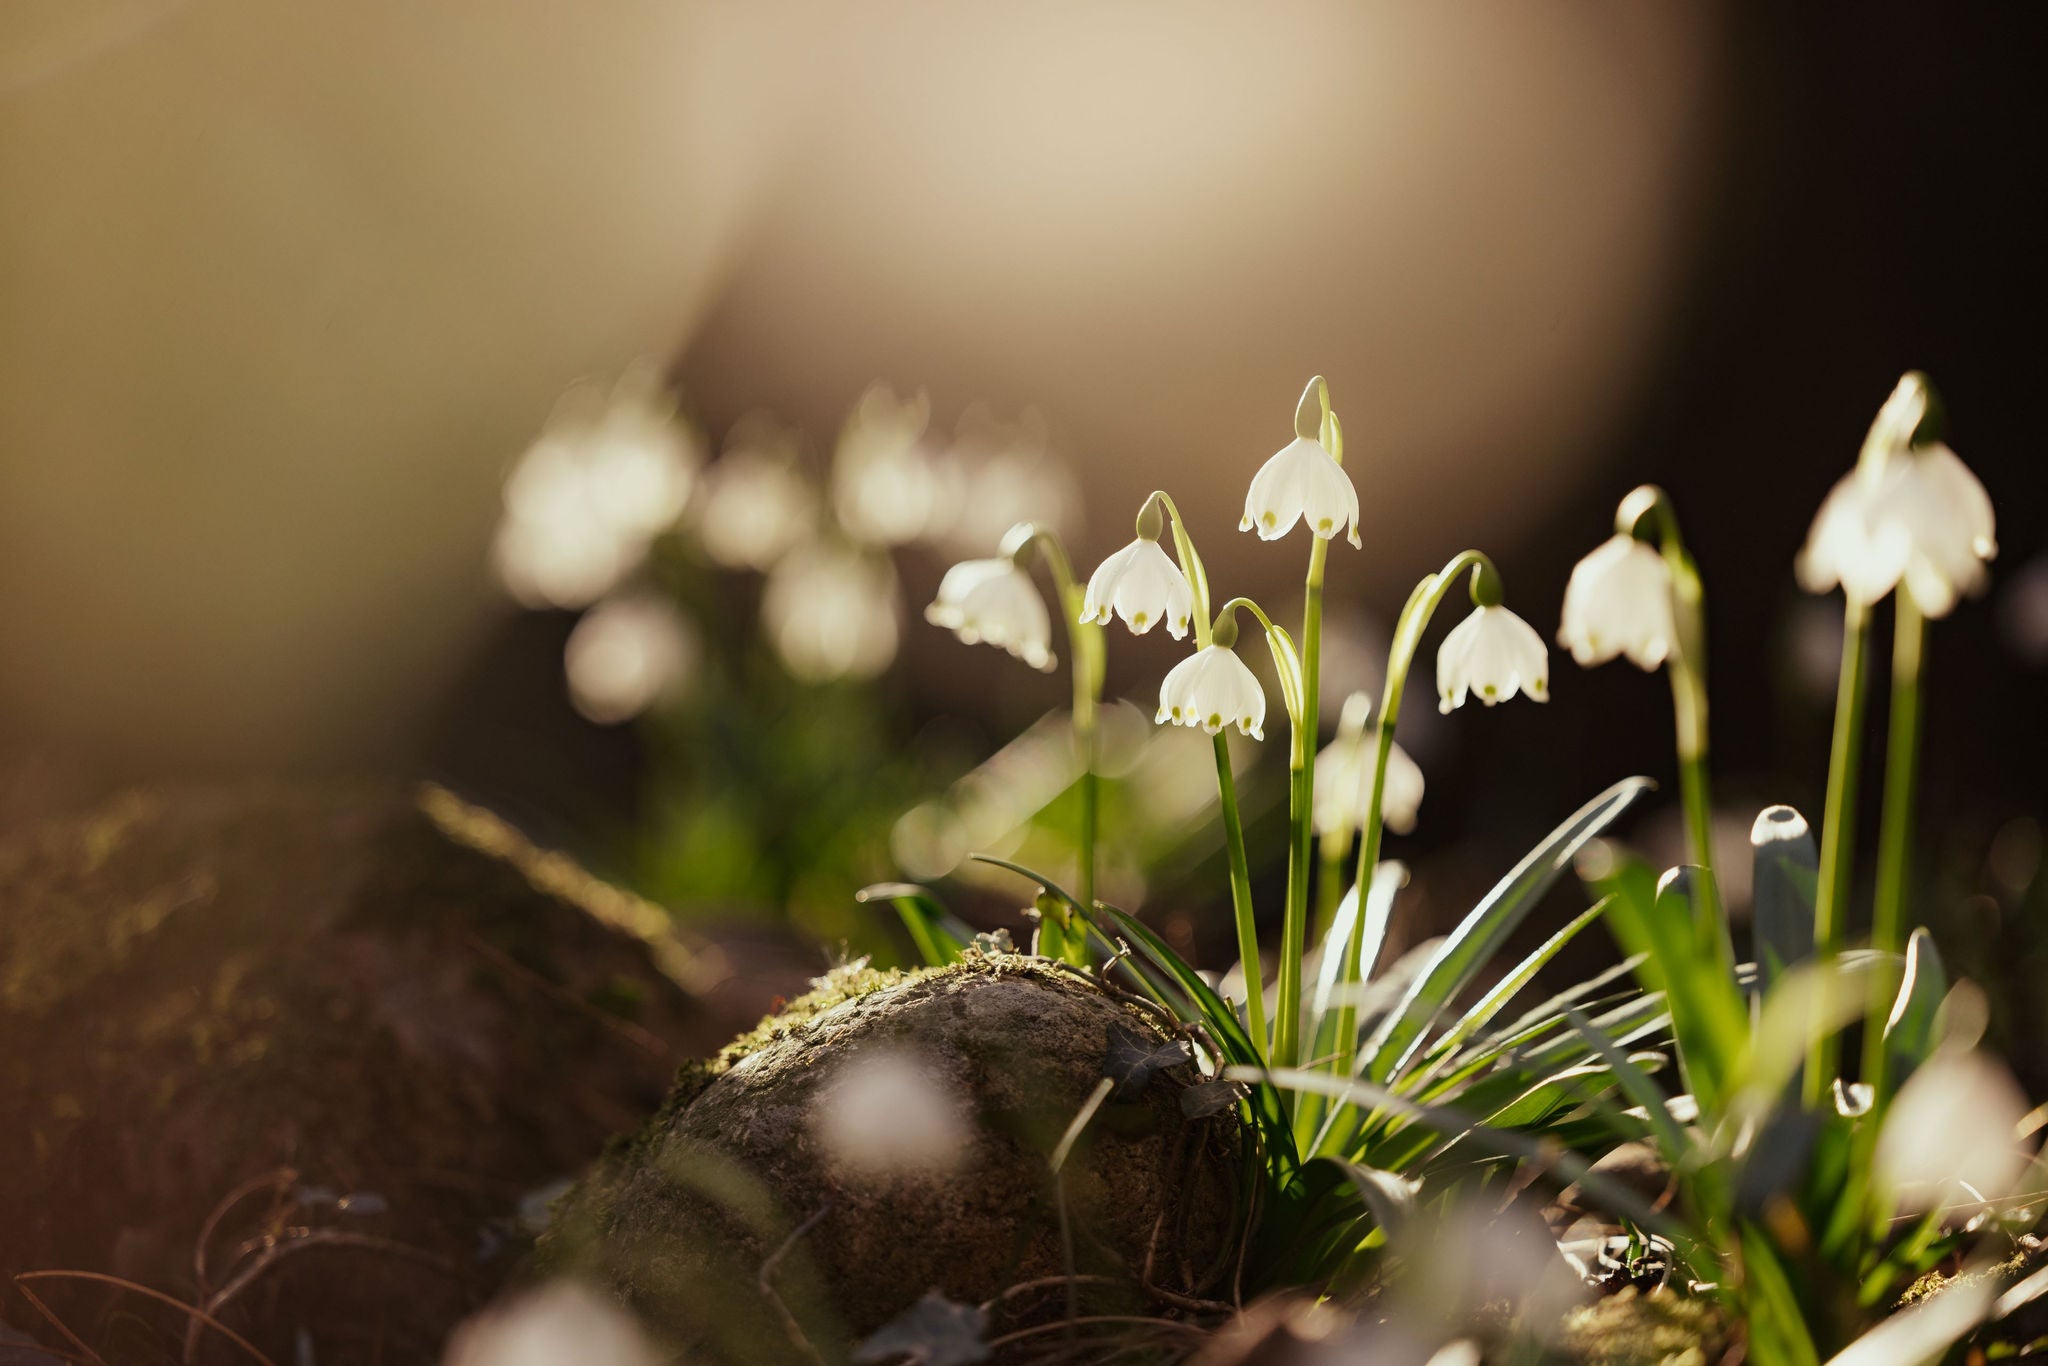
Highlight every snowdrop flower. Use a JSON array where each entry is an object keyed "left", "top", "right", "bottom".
[
  {"left": 1437, "top": 605, "right": 1549, "bottom": 712},
  {"left": 1795, "top": 373, "right": 1997, "bottom": 617},
  {"left": 691, "top": 417, "right": 818, "bottom": 570},
  {"left": 926, "top": 554, "right": 1056, "bottom": 671},
  {"left": 763, "top": 544, "right": 901, "bottom": 682},
  {"left": 1313, "top": 696, "right": 1424, "bottom": 836},
  {"left": 1157, "top": 645, "right": 1266, "bottom": 739},
  {"left": 493, "top": 365, "right": 702, "bottom": 608},
  {"left": 1558, "top": 534, "right": 1677, "bottom": 670},
  {"left": 1240, "top": 435, "right": 1362, "bottom": 547},
  {"left": 564, "top": 592, "right": 699, "bottom": 724},
  {"left": 1081, "top": 536, "right": 1193, "bottom": 638},
  {"left": 834, "top": 384, "right": 944, "bottom": 546}
]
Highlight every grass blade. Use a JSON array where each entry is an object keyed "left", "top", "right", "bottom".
[{"left": 1363, "top": 776, "right": 1654, "bottom": 1083}]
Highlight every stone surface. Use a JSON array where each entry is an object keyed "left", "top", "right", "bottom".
[{"left": 545, "top": 957, "right": 1241, "bottom": 1364}]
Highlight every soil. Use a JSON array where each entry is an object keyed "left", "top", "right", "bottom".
[
  {"left": 543, "top": 956, "right": 1243, "bottom": 1365},
  {"left": 0, "top": 780, "right": 813, "bottom": 1366}
]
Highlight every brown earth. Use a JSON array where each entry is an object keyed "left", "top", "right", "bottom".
[{"left": 0, "top": 780, "right": 813, "bottom": 1365}]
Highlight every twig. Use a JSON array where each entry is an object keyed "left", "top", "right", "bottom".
[
  {"left": 16, "top": 1272, "right": 276, "bottom": 1366},
  {"left": 986, "top": 1315, "right": 1204, "bottom": 1349},
  {"left": 757, "top": 1203, "right": 833, "bottom": 1366},
  {"left": 463, "top": 933, "right": 670, "bottom": 1058},
  {"left": 196, "top": 1228, "right": 458, "bottom": 1363},
  {"left": 193, "top": 1167, "right": 298, "bottom": 1293},
  {"left": 11, "top": 1279, "right": 109, "bottom": 1366}
]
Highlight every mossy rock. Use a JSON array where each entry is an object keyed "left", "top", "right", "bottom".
[
  {"left": 0, "top": 780, "right": 771, "bottom": 1365},
  {"left": 1552, "top": 1286, "right": 1731, "bottom": 1365},
  {"left": 543, "top": 956, "right": 1242, "bottom": 1363}
]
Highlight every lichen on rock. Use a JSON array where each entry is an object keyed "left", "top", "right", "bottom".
[{"left": 542, "top": 955, "right": 1242, "bottom": 1363}]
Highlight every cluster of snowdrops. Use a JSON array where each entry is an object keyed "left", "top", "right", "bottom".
[{"left": 894, "top": 372, "right": 2042, "bottom": 1362}]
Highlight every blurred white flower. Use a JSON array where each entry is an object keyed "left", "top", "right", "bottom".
[
  {"left": 564, "top": 593, "right": 698, "bottom": 724},
  {"left": 936, "top": 406, "right": 1082, "bottom": 555},
  {"left": 925, "top": 557, "right": 1056, "bottom": 671},
  {"left": 1557, "top": 534, "right": 1675, "bottom": 671},
  {"left": 493, "top": 366, "right": 701, "bottom": 609},
  {"left": 443, "top": 1280, "right": 659, "bottom": 1366},
  {"left": 1081, "top": 537, "right": 1193, "bottom": 638},
  {"left": 763, "top": 544, "right": 901, "bottom": 682},
  {"left": 1437, "top": 605, "right": 1549, "bottom": 712},
  {"left": 1240, "top": 436, "right": 1361, "bottom": 548},
  {"left": 1313, "top": 698, "right": 1424, "bottom": 836},
  {"left": 692, "top": 418, "right": 818, "bottom": 571},
  {"left": 813, "top": 1048, "right": 969, "bottom": 1178},
  {"left": 1796, "top": 375, "right": 1996, "bottom": 617},
  {"left": 1157, "top": 645, "right": 1266, "bottom": 740},
  {"left": 1875, "top": 1048, "right": 2036, "bottom": 1215},
  {"left": 833, "top": 385, "right": 944, "bottom": 546}
]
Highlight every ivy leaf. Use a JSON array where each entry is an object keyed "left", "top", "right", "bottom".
[
  {"left": 853, "top": 1291, "right": 991, "bottom": 1366},
  {"left": 1104, "top": 1024, "right": 1192, "bottom": 1101},
  {"left": 1179, "top": 1078, "right": 1242, "bottom": 1119}
]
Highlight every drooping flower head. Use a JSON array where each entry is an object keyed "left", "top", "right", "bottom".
[
  {"left": 1240, "top": 376, "right": 1361, "bottom": 547},
  {"left": 1081, "top": 536, "right": 1194, "bottom": 638},
  {"left": 1313, "top": 692, "right": 1424, "bottom": 836},
  {"left": 1438, "top": 604, "right": 1549, "bottom": 713},
  {"left": 925, "top": 524, "right": 1057, "bottom": 671},
  {"left": 1795, "top": 372, "right": 1997, "bottom": 617},
  {"left": 1157, "top": 639, "right": 1266, "bottom": 740},
  {"left": 1558, "top": 533, "right": 1676, "bottom": 671}
]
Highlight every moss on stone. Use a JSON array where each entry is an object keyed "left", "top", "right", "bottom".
[
  {"left": 1553, "top": 1287, "right": 1730, "bottom": 1365},
  {"left": 543, "top": 955, "right": 1241, "bottom": 1365}
]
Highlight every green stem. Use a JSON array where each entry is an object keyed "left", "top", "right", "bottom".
[
  {"left": 1273, "top": 537, "right": 1329, "bottom": 1071},
  {"left": 1025, "top": 529, "right": 1101, "bottom": 966},
  {"left": 1152, "top": 493, "right": 1266, "bottom": 1053},
  {"left": 1336, "top": 551, "right": 1497, "bottom": 1082},
  {"left": 1628, "top": 487, "right": 1721, "bottom": 916},
  {"left": 1809, "top": 596, "right": 1872, "bottom": 1105},
  {"left": 1864, "top": 588, "right": 1925, "bottom": 1095}
]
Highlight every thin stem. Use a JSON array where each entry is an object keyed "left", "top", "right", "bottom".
[
  {"left": 1335, "top": 551, "right": 1495, "bottom": 1082},
  {"left": 1272, "top": 537, "right": 1327, "bottom": 1071},
  {"left": 1025, "top": 528, "right": 1101, "bottom": 964},
  {"left": 1810, "top": 596, "right": 1872, "bottom": 1105},
  {"left": 1153, "top": 494, "right": 1265, "bottom": 1053},
  {"left": 1628, "top": 486, "right": 1720, "bottom": 914},
  {"left": 1865, "top": 587, "right": 1925, "bottom": 1095}
]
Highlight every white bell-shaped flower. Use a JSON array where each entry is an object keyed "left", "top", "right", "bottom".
[
  {"left": 1156, "top": 645, "right": 1266, "bottom": 739},
  {"left": 763, "top": 544, "right": 901, "bottom": 683},
  {"left": 925, "top": 558, "right": 1056, "bottom": 671},
  {"left": 1240, "top": 436, "right": 1361, "bottom": 547},
  {"left": 1081, "top": 537, "right": 1193, "bottom": 638},
  {"left": 1437, "top": 605, "right": 1549, "bottom": 712},
  {"left": 1558, "top": 534, "right": 1677, "bottom": 671},
  {"left": 1796, "top": 440, "right": 1997, "bottom": 618},
  {"left": 1313, "top": 728, "right": 1424, "bottom": 836}
]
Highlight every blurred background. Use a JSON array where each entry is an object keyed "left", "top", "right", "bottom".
[{"left": 3, "top": 5, "right": 2045, "bottom": 1071}]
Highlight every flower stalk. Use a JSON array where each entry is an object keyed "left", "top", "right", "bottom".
[
  {"left": 1009, "top": 524, "right": 1102, "bottom": 961},
  {"left": 1146, "top": 492, "right": 1265, "bottom": 1051},
  {"left": 1337, "top": 550, "right": 1503, "bottom": 1081},
  {"left": 1809, "top": 596, "right": 1872, "bottom": 1103},
  {"left": 1617, "top": 486, "right": 1722, "bottom": 919},
  {"left": 1864, "top": 584, "right": 1926, "bottom": 1095}
]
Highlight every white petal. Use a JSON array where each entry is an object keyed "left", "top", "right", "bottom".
[
  {"left": 1559, "top": 535, "right": 1673, "bottom": 672},
  {"left": 1080, "top": 540, "right": 1143, "bottom": 626},
  {"left": 1295, "top": 441, "right": 1363, "bottom": 547},
  {"left": 1240, "top": 440, "right": 1314, "bottom": 539}
]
